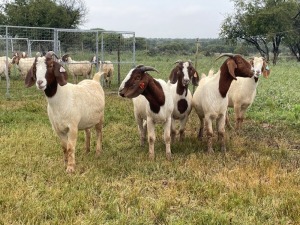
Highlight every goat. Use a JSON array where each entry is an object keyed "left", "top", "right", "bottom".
[
  {"left": 192, "top": 54, "right": 254, "bottom": 153},
  {"left": 25, "top": 51, "right": 105, "bottom": 173},
  {"left": 227, "top": 56, "right": 270, "bottom": 129},
  {"left": 168, "top": 60, "right": 199, "bottom": 142},
  {"left": 99, "top": 61, "right": 114, "bottom": 88},
  {"left": 119, "top": 65, "right": 174, "bottom": 160},
  {"left": 12, "top": 54, "right": 35, "bottom": 79},
  {"left": 0, "top": 56, "right": 12, "bottom": 77},
  {"left": 61, "top": 54, "right": 94, "bottom": 83}
]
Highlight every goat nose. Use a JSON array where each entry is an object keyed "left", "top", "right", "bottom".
[{"left": 37, "top": 80, "right": 43, "bottom": 85}]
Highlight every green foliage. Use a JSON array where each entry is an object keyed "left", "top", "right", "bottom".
[
  {"left": 0, "top": 0, "right": 87, "bottom": 28},
  {"left": 221, "top": 0, "right": 299, "bottom": 64}
]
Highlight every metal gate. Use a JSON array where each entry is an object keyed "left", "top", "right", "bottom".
[{"left": 0, "top": 25, "right": 135, "bottom": 97}]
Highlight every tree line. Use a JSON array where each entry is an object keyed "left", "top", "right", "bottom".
[{"left": 0, "top": 0, "right": 299, "bottom": 64}]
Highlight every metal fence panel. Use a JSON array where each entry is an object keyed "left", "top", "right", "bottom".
[{"left": 0, "top": 25, "right": 135, "bottom": 97}]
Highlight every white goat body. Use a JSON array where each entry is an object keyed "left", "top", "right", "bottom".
[
  {"left": 17, "top": 57, "right": 36, "bottom": 78},
  {"left": 62, "top": 55, "right": 93, "bottom": 83},
  {"left": 25, "top": 53, "right": 105, "bottom": 173},
  {"left": 99, "top": 61, "right": 114, "bottom": 88},
  {"left": 227, "top": 57, "right": 270, "bottom": 129},
  {"left": 192, "top": 54, "right": 254, "bottom": 152}
]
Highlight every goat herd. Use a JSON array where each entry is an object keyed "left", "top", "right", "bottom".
[{"left": 4, "top": 51, "right": 270, "bottom": 173}]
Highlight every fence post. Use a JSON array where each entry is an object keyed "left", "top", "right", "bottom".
[
  {"left": 5, "top": 26, "right": 10, "bottom": 99},
  {"left": 193, "top": 38, "right": 200, "bottom": 94}
]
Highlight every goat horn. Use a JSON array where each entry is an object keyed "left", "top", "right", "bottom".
[
  {"left": 215, "top": 53, "right": 236, "bottom": 61},
  {"left": 140, "top": 66, "right": 159, "bottom": 73},
  {"left": 45, "top": 51, "right": 59, "bottom": 59}
]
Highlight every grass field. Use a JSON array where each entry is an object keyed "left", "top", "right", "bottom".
[{"left": 0, "top": 53, "right": 300, "bottom": 224}]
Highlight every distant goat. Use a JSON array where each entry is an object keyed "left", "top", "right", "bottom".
[
  {"left": 61, "top": 54, "right": 94, "bottom": 83},
  {"left": 227, "top": 56, "right": 270, "bottom": 129},
  {"left": 12, "top": 53, "right": 35, "bottom": 79},
  {"left": 99, "top": 61, "right": 114, "bottom": 88}
]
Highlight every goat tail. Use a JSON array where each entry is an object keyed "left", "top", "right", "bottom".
[{"left": 93, "top": 71, "right": 104, "bottom": 82}]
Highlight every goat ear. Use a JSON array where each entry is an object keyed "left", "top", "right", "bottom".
[
  {"left": 227, "top": 59, "right": 237, "bottom": 80},
  {"left": 25, "top": 66, "right": 36, "bottom": 88},
  {"left": 192, "top": 71, "right": 200, "bottom": 86},
  {"left": 53, "top": 62, "right": 68, "bottom": 86},
  {"left": 169, "top": 68, "right": 178, "bottom": 84},
  {"left": 262, "top": 61, "right": 270, "bottom": 78}
]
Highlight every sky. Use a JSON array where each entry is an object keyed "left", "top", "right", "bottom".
[{"left": 79, "top": 0, "right": 234, "bottom": 39}]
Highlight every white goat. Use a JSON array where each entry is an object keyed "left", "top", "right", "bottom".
[
  {"left": 192, "top": 54, "right": 254, "bottom": 153},
  {"left": 25, "top": 52, "right": 105, "bottom": 173},
  {"left": 119, "top": 65, "right": 174, "bottom": 160},
  {"left": 0, "top": 56, "right": 12, "bottom": 77},
  {"left": 61, "top": 54, "right": 94, "bottom": 83},
  {"left": 99, "top": 61, "right": 114, "bottom": 88},
  {"left": 12, "top": 54, "right": 35, "bottom": 79},
  {"left": 227, "top": 56, "right": 270, "bottom": 129},
  {"left": 168, "top": 60, "right": 199, "bottom": 142}
]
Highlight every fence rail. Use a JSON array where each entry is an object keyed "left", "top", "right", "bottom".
[{"left": 0, "top": 25, "right": 135, "bottom": 97}]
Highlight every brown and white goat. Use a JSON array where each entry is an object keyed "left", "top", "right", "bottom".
[
  {"left": 227, "top": 56, "right": 270, "bottom": 129},
  {"left": 192, "top": 54, "right": 254, "bottom": 153},
  {"left": 25, "top": 52, "right": 105, "bottom": 173},
  {"left": 12, "top": 52, "right": 35, "bottom": 79},
  {"left": 119, "top": 65, "right": 174, "bottom": 160},
  {"left": 168, "top": 60, "right": 199, "bottom": 142}
]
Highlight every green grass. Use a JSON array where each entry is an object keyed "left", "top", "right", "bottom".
[{"left": 0, "top": 53, "right": 299, "bottom": 224}]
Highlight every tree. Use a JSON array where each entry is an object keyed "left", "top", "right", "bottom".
[
  {"left": 285, "top": 9, "right": 300, "bottom": 61},
  {"left": 220, "top": 0, "right": 299, "bottom": 65},
  {"left": 0, "top": 0, "right": 87, "bottom": 29}
]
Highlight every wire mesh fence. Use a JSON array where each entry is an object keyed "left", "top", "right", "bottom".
[{"left": 0, "top": 25, "right": 135, "bottom": 98}]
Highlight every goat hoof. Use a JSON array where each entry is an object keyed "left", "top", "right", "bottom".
[
  {"left": 149, "top": 153, "right": 155, "bottom": 160},
  {"left": 207, "top": 148, "right": 214, "bottom": 154},
  {"left": 66, "top": 166, "right": 75, "bottom": 173},
  {"left": 166, "top": 153, "right": 172, "bottom": 161}
]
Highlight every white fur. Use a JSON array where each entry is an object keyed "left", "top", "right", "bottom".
[
  {"left": 17, "top": 57, "right": 35, "bottom": 78},
  {"left": 35, "top": 57, "right": 105, "bottom": 173},
  {"left": 99, "top": 61, "right": 114, "bottom": 88},
  {"left": 192, "top": 69, "right": 228, "bottom": 152},
  {"left": 133, "top": 79, "right": 173, "bottom": 160},
  {"left": 63, "top": 55, "right": 93, "bottom": 83},
  {"left": 227, "top": 57, "right": 267, "bottom": 129}
]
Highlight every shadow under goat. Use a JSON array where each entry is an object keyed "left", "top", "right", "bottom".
[
  {"left": 119, "top": 65, "right": 174, "bottom": 160},
  {"left": 25, "top": 52, "right": 105, "bottom": 173},
  {"left": 168, "top": 60, "right": 199, "bottom": 142}
]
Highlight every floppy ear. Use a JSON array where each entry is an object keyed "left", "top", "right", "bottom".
[
  {"left": 25, "top": 66, "right": 36, "bottom": 87},
  {"left": 227, "top": 58, "right": 237, "bottom": 80},
  {"left": 169, "top": 68, "right": 179, "bottom": 84},
  {"left": 53, "top": 61, "right": 68, "bottom": 86},
  {"left": 192, "top": 71, "right": 200, "bottom": 86},
  {"left": 262, "top": 61, "right": 270, "bottom": 78}
]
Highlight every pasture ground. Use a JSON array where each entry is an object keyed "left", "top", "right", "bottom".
[{"left": 0, "top": 54, "right": 299, "bottom": 224}]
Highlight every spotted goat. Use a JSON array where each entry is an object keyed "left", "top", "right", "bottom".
[
  {"left": 168, "top": 60, "right": 199, "bottom": 142},
  {"left": 119, "top": 65, "right": 174, "bottom": 160}
]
